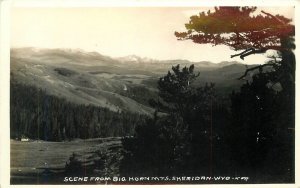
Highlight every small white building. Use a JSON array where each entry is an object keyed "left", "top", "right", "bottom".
[
  {"left": 20, "top": 135, "right": 30, "bottom": 142},
  {"left": 21, "top": 138, "right": 29, "bottom": 142}
]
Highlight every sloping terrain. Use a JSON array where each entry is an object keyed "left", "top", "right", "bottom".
[
  {"left": 11, "top": 48, "right": 156, "bottom": 115},
  {"left": 11, "top": 48, "right": 251, "bottom": 115}
]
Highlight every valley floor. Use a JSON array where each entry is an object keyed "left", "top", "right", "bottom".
[{"left": 10, "top": 137, "right": 122, "bottom": 184}]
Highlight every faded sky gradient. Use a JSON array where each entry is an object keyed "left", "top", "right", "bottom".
[{"left": 11, "top": 7, "right": 294, "bottom": 63}]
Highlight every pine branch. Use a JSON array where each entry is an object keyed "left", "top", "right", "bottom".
[
  {"left": 261, "top": 11, "right": 287, "bottom": 25},
  {"left": 231, "top": 48, "right": 266, "bottom": 60},
  {"left": 240, "top": 48, "right": 267, "bottom": 60},
  {"left": 238, "top": 63, "right": 277, "bottom": 80},
  {"left": 231, "top": 48, "right": 253, "bottom": 58}
]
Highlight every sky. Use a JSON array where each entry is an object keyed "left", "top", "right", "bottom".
[{"left": 11, "top": 7, "right": 295, "bottom": 64}]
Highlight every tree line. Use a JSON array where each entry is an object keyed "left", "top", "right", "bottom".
[{"left": 10, "top": 83, "right": 147, "bottom": 141}]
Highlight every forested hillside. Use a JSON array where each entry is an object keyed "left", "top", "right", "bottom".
[{"left": 10, "top": 83, "right": 147, "bottom": 141}]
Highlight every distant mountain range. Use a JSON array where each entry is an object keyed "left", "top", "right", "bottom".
[{"left": 10, "top": 47, "right": 253, "bottom": 115}]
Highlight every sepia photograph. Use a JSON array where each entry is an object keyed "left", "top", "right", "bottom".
[{"left": 2, "top": 1, "right": 298, "bottom": 186}]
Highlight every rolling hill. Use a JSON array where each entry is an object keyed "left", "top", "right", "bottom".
[{"left": 10, "top": 47, "right": 252, "bottom": 115}]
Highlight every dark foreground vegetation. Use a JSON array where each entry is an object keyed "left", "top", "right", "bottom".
[
  {"left": 121, "top": 6, "right": 295, "bottom": 183},
  {"left": 120, "top": 64, "right": 294, "bottom": 183}
]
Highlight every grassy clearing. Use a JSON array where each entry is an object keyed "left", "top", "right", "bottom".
[{"left": 11, "top": 137, "right": 122, "bottom": 184}]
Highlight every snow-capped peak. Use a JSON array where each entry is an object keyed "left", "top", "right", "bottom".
[{"left": 117, "top": 55, "right": 156, "bottom": 64}]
